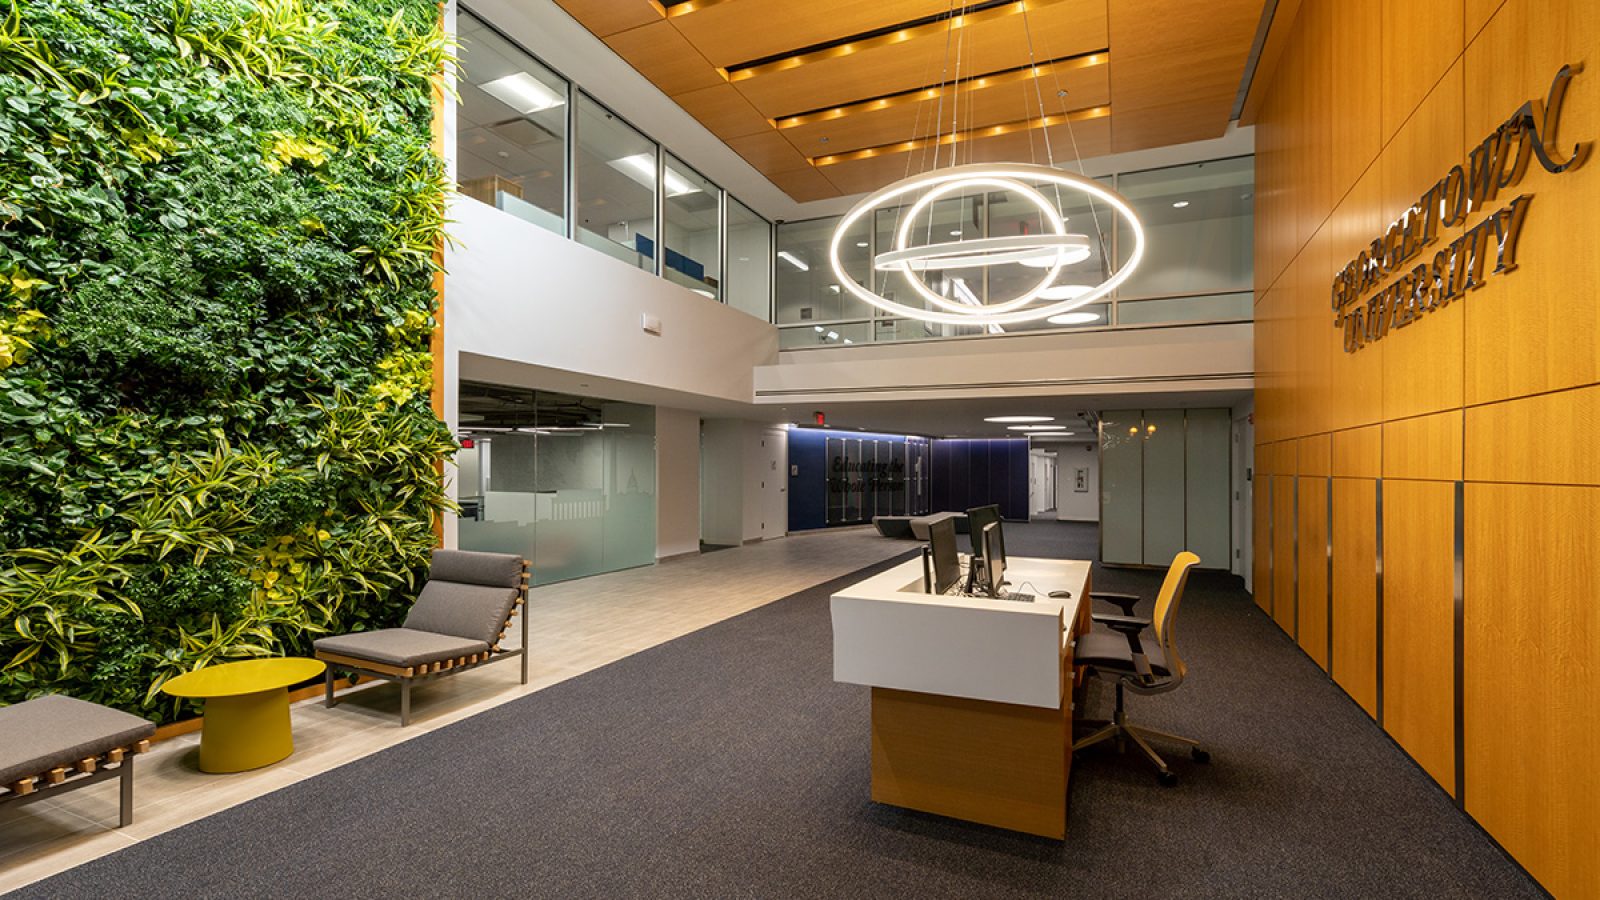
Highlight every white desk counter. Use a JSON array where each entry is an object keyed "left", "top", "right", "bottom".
[
  {"left": 830, "top": 555, "right": 1091, "bottom": 709},
  {"left": 830, "top": 553, "right": 1095, "bottom": 840}
]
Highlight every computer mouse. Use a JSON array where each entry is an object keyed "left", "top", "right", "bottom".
[{"left": 1048, "top": 590, "right": 1072, "bottom": 599}]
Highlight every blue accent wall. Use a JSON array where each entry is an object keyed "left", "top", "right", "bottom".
[
  {"left": 787, "top": 427, "right": 829, "bottom": 531},
  {"left": 930, "top": 438, "right": 1030, "bottom": 520}
]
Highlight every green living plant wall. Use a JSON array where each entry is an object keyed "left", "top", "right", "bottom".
[{"left": 0, "top": 0, "right": 456, "bottom": 722}]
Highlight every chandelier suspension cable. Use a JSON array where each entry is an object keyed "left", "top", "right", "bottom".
[
  {"left": 1020, "top": 0, "right": 1110, "bottom": 268},
  {"left": 896, "top": 0, "right": 962, "bottom": 251}
]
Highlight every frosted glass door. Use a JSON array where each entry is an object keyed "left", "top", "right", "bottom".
[
  {"left": 1141, "top": 410, "right": 1187, "bottom": 565},
  {"left": 1184, "top": 408, "right": 1231, "bottom": 568},
  {"left": 1099, "top": 411, "right": 1143, "bottom": 565}
]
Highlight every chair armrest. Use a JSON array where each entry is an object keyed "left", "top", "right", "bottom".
[
  {"left": 1090, "top": 591, "right": 1142, "bottom": 615},
  {"left": 1091, "top": 613, "right": 1152, "bottom": 635}
]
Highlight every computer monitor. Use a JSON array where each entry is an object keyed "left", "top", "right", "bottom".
[
  {"left": 967, "top": 504, "right": 1003, "bottom": 561},
  {"left": 927, "top": 517, "right": 962, "bottom": 595},
  {"left": 980, "top": 521, "right": 1006, "bottom": 598}
]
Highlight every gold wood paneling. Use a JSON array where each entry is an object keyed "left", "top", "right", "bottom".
[
  {"left": 816, "top": 117, "right": 1112, "bottom": 197},
  {"left": 1294, "top": 226, "right": 1335, "bottom": 438},
  {"left": 1333, "top": 424, "right": 1382, "bottom": 479},
  {"left": 1464, "top": 0, "right": 1509, "bottom": 48},
  {"left": 1382, "top": 410, "right": 1463, "bottom": 482},
  {"left": 1105, "top": 0, "right": 1260, "bottom": 152},
  {"left": 726, "top": 131, "right": 815, "bottom": 173},
  {"left": 1461, "top": 0, "right": 1600, "bottom": 405},
  {"left": 1378, "top": 62, "right": 1465, "bottom": 422},
  {"left": 1465, "top": 483, "right": 1600, "bottom": 900},
  {"left": 1329, "top": 0, "right": 1381, "bottom": 201},
  {"left": 670, "top": 83, "right": 774, "bottom": 139},
  {"left": 1253, "top": 485, "right": 1272, "bottom": 616},
  {"left": 1466, "top": 384, "right": 1600, "bottom": 486},
  {"left": 1296, "top": 476, "right": 1329, "bottom": 669},
  {"left": 1326, "top": 167, "right": 1385, "bottom": 431},
  {"left": 1331, "top": 478, "right": 1378, "bottom": 716},
  {"left": 1271, "top": 475, "right": 1296, "bottom": 635},
  {"left": 553, "top": 0, "right": 664, "bottom": 38},
  {"left": 1237, "top": 0, "right": 1302, "bottom": 125},
  {"left": 1377, "top": 0, "right": 1463, "bottom": 144},
  {"left": 778, "top": 58, "right": 1109, "bottom": 157},
  {"left": 765, "top": 166, "right": 845, "bottom": 203},
  {"left": 730, "top": 3, "right": 1107, "bottom": 119},
  {"left": 1299, "top": 434, "right": 1331, "bottom": 477},
  {"left": 604, "top": 21, "right": 726, "bottom": 96},
  {"left": 670, "top": 0, "right": 957, "bottom": 69},
  {"left": 1381, "top": 479, "right": 1457, "bottom": 794}
]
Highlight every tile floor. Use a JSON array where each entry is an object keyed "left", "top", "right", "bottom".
[{"left": 0, "top": 528, "right": 911, "bottom": 893}]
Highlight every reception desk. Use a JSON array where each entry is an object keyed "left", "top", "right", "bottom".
[{"left": 831, "top": 556, "right": 1092, "bottom": 838}]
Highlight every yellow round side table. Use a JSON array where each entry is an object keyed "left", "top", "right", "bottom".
[{"left": 162, "top": 657, "right": 326, "bottom": 773}]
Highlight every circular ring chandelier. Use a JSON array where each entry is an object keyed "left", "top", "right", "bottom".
[{"left": 829, "top": 164, "right": 1145, "bottom": 327}]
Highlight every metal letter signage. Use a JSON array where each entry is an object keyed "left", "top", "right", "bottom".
[{"left": 1331, "top": 66, "right": 1591, "bottom": 353}]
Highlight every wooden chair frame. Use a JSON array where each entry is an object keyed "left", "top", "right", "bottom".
[
  {"left": 320, "top": 561, "right": 530, "bottom": 726},
  {"left": 3, "top": 738, "right": 152, "bottom": 828}
]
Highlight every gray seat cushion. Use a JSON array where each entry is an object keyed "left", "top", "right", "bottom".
[
  {"left": 1076, "top": 629, "right": 1171, "bottom": 677},
  {"left": 0, "top": 695, "right": 155, "bottom": 786},
  {"left": 402, "top": 581, "right": 519, "bottom": 644},
  {"left": 429, "top": 549, "right": 522, "bottom": 588},
  {"left": 314, "top": 629, "right": 490, "bottom": 669}
]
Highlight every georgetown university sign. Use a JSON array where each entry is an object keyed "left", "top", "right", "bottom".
[{"left": 1331, "top": 66, "right": 1591, "bottom": 352}]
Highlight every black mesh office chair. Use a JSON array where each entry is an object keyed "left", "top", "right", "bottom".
[{"left": 1073, "top": 551, "right": 1209, "bottom": 786}]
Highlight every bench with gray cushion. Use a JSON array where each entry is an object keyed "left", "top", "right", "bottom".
[
  {"left": 314, "top": 549, "right": 529, "bottom": 726},
  {"left": 872, "top": 516, "right": 915, "bottom": 539},
  {"left": 910, "top": 511, "right": 969, "bottom": 540},
  {"left": 0, "top": 695, "right": 155, "bottom": 827}
]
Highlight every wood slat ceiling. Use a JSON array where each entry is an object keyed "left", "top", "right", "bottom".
[{"left": 553, "top": 0, "right": 1262, "bottom": 203}]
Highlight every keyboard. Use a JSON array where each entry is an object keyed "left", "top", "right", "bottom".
[{"left": 1000, "top": 592, "right": 1035, "bottom": 603}]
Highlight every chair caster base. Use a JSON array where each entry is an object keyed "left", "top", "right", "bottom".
[
  {"left": 1157, "top": 770, "right": 1178, "bottom": 787},
  {"left": 1192, "top": 747, "right": 1211, "bottom": 764}
]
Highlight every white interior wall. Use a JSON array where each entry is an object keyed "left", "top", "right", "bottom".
[
  {"left": 1055, "top": 442, "right": 1101, "bottom": 522},
  {"left": 656, "top": 407, "right": 701, "bottom": 560},
  {"left": 700, "top": 419, "right": 745, "bottom": 547}
]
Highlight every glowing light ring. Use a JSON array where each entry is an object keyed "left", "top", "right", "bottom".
[
  {"left": 874, "top": 234, "right": 1091, "bottom": 271},
  {"left": 828, "top": 163, "right": 1145, "bottom": 326}
]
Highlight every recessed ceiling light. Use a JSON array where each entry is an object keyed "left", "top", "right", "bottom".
[
  {"left": 1171, "top": 200, "right": 1190, "bottom": 208},
  {"left": 609, "top": 153, "right": 699, "bottom": 196},
  {"left": 826, "top": 331, "right": 839, "bottom": 340},
  {"left": 949, "top": 230, "right": 962, "bottom": 237},
  {"left": 1028, "top": 431, "right": 1076, "bottom": 437},
  {"left": 778, "top": 250, "right": 809, "bottom": 271},
  {"left": 1007, "top": 425, "right": 1062, "bottom": 431},
  {"left": 984, "top": 415, "right": 1054, "bottom": 423},
  {"left": 856, "top": 241, "right": 869, "bottom": 248},
  {"left": 828, "top": 284, "right": 841, "bottom": 293},
  {"left": 480, "top": 72, "right": 565, "bottom": 114},
  {"left": 1047, "top": 311, "right": 1102, "bottom": 325},
  {"left": 813, "top": 325, "right": 824, "bottom": 332},
  {"left": 690, "top": 288, "right": 715, "bottom": 299},
  {"left": 1040, "top": 284, "right": 1093, "bottom": 301}
]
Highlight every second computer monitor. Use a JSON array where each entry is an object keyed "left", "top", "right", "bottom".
[
  {"left": 980, "top": 521, "right": 1006, "bottom": 598},
  {"left": 928, "top": 516, "right": 962, "bottom": 595},
  {"left": 967, "top": 504, "right": 1003, "bottom": 561}
]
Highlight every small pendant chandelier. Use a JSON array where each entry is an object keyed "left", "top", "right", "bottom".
[{"left": 828, "top": 3, "right": 1145, "bottom": 328}]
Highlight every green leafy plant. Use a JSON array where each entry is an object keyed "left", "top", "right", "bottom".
[{"left": 0, "top": 0, "right": 453, "bottom": 722}]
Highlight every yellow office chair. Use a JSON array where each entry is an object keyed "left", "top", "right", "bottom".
[{"left": 1072, "top": 551, "right": 1208, "bottom": 786}]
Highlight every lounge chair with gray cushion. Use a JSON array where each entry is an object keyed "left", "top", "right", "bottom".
[
  {"left": 0, "top": 695, "right": 156, "bottom": 827},
  {"left": 314, "top": 549, "right": 529, "bottom": 726}
]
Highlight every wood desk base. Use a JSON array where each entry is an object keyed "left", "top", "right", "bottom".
[{"left": 870, "top": 683, "right": 1072, "bottom": 839}]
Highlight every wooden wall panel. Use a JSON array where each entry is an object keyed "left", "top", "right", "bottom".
[
  {"left": 1298, "top": 434, "right": 1331, "bottom": 477},
  {"left": 1461, "top": 0, "right": 1600, "bottom": 406},
  {"left": 1377, "top": 0, "right": 1463, "bottom": 144},
  {"left": 1464, "top": 483, "right": 1600, "bottom": 900},
  {"left": 1332, "top": 424, "right": 1381, "bottom": 479},
  {"left": 1382, "top": 410, "right": 1463, "bottom": 482},
  {"left": 1328, "top": 0, "right": 1382, "bottom": 201},
  {"left": 1296, "top": 476, "right": 1330, "bottom": 669},
  {"left": 1466, "top": 383, "right": 1600, "bottom": 486},
  {"left": 1253, "top": 486, "right": 1272, "bottom": 616},
  {"left": 1324, "top": 168, "right": 1385, "bottom": 431},
  {"left": 1331, "top": 478, "right": 1378, "bottom": 716},
  {"left": 1380, "top": 479, "right": 1457, "bottom": 794},
  {"left": 1271, "top": 475, "right": 1297, "bottom": 636}
]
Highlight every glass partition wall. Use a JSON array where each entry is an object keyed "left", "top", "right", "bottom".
[
  {"left": 774, "top": 156, "right": 1254, "bottom": 346},
  {"left": 454, "top": 8, "right": 772, "bottom": 317},
  {"left": 456, "top": 383, "right": 656, "bottom": 585}
]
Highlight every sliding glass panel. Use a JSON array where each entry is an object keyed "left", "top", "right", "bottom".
[
  {"left": 662, "top": 153, "right": 721, "bottom": 300},
  {"left": 454, "top": 11, "right": 567, "bottom": 234},
  {"left": 1099, "top": 411, "right": 1143, "bottom": 565},
  {"left": 1184, "top": 409, "right": 1232, "bottom": 568},
  {"left": 775, "top": 217, "right": 873, "bottom": 324},
  {"left": 725, "top": 197, "right": 772, "bottom": 320},
  {"left": 1141, "top": 409, "right": 1187, "bottom": 565},
  {"left": 1116, "top": 156, "right": 1253, "bottom": 299},
  {"left": 574, "top": 93, "right": 656, "bottom": 272}
]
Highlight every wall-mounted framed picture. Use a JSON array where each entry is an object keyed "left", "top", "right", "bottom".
[{"left": 1074, "top": 466, "right": 1089, "bottom": 492}]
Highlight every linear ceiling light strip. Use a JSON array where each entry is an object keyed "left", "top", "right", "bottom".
[
  {"left": 810, "top": 106, "right": 1109, "bottom": 167},
  {"left": 724, "top": 0, "right": 1071, "bottom": 82}
]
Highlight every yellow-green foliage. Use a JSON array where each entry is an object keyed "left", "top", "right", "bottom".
[{"left": 0, "top": 0, "right": 455, "bottom": 721}]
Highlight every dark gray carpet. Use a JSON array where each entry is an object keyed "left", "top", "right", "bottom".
[{"left": 14, "top": 523, "right": 1543, "bottom": 899}]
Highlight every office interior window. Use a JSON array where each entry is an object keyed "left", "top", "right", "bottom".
[
  {"left": 1115, "top": 156, "right": 1253, "bottom": 299},
  {"left": 725, "top": 197, "right": 772, "bottom": 320},
  {"left": 661, "top": 153, "right": 721, "bottom": 301},
  {"left": 775, "top": 217, "right": 874, "bottom": 324},
  {"left": 454, "top": 11, "right": 568, "bottom": 234},
  {"left": 573, "top": 93, "right": 657, "bottom": 272}
]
